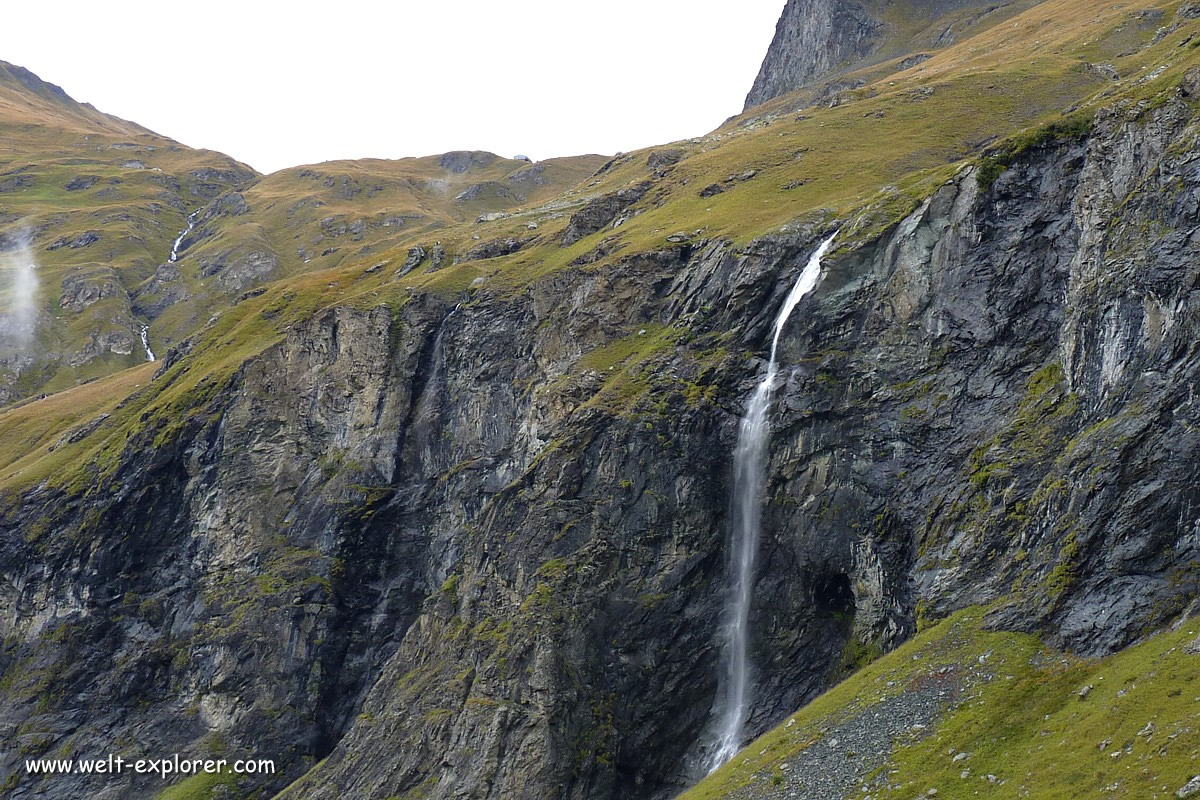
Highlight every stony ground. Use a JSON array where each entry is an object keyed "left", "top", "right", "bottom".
[{"left": 724, "top": 668, "right": 964, "bottom": 800}]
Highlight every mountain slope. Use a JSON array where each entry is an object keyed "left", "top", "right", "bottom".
[
  {"left": 0, "top": 63, "right": 604, "bottom": 405},
  {"left": 136, "top": 151, "right": 606, "bottom": 352},
  {"left": 684, "top": 608, "right": 1200, "bottom": 800},
  {"left": 0, "top": 59, "right": 256, "bottom": 403},
  {"left": 0, "top": 60, "right": 155, "bottom": 137},
  {"left": 1, "top": 1, "right": 1200, "bottom": 799}
]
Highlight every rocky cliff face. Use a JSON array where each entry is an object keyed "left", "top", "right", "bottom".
[
  {"left": 3, "top": 1, "right": 1200, "bottom": 797},
  {"left": 745, "top": 0, "right": 883, "bottom": 110},
  {"left": 2, "top": 78, "right": 1199, "bottom": 800}
]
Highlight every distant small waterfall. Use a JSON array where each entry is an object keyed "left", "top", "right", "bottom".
[
  {"left": 169, "top": 210, "right": 200, "bottom": 263},
  {"left": 708, "top": 232, "right": 837, "bottom": 771},
  {"left": 139, "top": 210, "right": 200, "bottom": 363},
  {"left": 139, "top": 324, "right": 155, "bottom": 362}
]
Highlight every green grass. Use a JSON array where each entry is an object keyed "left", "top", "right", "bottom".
[
  {"left": 684, "top": 608, "right": 1200, "bottom": 800},
  {"left": 155, "top": 769, "right": 238, "bottom": 800},
  {"left": 2, "top": 7, "right": 1196, "bottom": 797},
  {"left": 139, "top": 152, "right": 607, "bottom": 348},
  {"left": 577, "top": 324, "right": 675, "bottom": 373},
  {"left": 0, "top": 362, "right": 156, "bottom": 487},
  {"left": 968, "top": 362, "right": 1081, "bottom": 485}
]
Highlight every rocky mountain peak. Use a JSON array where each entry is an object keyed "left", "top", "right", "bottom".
[
  {"left": 744, "top": 0, "right": 1034, "bottom": 110},
  {"left": 0, "top": 60, "right": 75, "bottom": 107}
]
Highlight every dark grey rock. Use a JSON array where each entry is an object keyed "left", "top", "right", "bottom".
[
  {"left": 68, "top": 231, "right": 100, "bottom": 248},
  {"left": 64, "top": 175, "right": 101, "bottom": 191},
  {"left": 429, "top": 243, "right": 447, "bottom": 271},
  {"left": 507, "top": 163, "right": 552, "bottom": 188},
  {"left": 569, "top": 235, "right": 627, "bottom": 266},
  {"left": 0, "top": 174, "right": 33, "bottom": 193},
  {"left": 648, "top": 149, "right": 685, "bottom": 172},
  {"left": 439, "top": 151, "right": 499, "bottom": 173},
  {"left": 745, "top": 0, "right": 1021, "bottom": 110},
  {"left": 454, "top": 181, "right": 524, "bottom": 204},
  {"left": 561, "top": 182, "right": 650, "bottom": 246},
  {"left": 898, "top": 53, "right": 933, "bottom": 71},
  {"left": 5, "top": 73, "right": 1200, "bottom": 800},
  {"left": 58, "top": 268, "right": 123, "bottom": 312},
  {"left": 462, "top": 236, "right": 531, "bottom": 262},
  {"left": 745, "top": 0, "right": 883, "bottom": 109},
  {"left": 215, "top": 192, "right": 250, "bottom": 217},
  {"left": 399, "top": 245, "right": 427, "bottom": 276}
]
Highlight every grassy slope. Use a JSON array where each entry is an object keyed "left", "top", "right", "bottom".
[
  {"left": 146, "top": 151, "right": 607, "bottom": 349},
  {"left": 155, "top": 770, "right": 238, "bottom": 800},
  {"left": 683, "top": 608, "right": 1200, "bottom": 800},
  {"left": 0, "top": 362, "right": 157, "bottom": 490},
  {"left": 1, "top": 59, "right": 603, "bottom": 402}
]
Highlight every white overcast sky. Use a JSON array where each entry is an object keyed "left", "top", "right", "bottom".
[{"left": 2, "top": 1, "right": 785, "bottom": 175}]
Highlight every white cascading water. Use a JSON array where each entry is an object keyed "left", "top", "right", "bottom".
[
  {"left": 708, "top": 232, "right": 838, "bottom": 772},
  {"left": 169, "top": 210, "right": 199, "bottom": 264},
  {"left": 139, "top": 324, "right": 155, "bottom": 362},
  {"left": 139, "top": 210, "right": 199, "bottom": 362}
]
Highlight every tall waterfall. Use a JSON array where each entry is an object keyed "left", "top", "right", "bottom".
[{"left": 709, "top": 232, "right": 837, "bottom": 771}]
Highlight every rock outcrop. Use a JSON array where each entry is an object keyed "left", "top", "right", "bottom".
[{"left": 745, "top": 0, "right": 882, "bottom": 110}]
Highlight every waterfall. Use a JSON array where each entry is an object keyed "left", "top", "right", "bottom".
[
  {"left": 139, "top": 324, "right": 155, "bottom": 362},
  {"left": 138, "top": 210, "right": 199, "bottom": 363},
  {"left": 708, "top": 231, "right": 837, "bottom": 771},
  {"left": 169, "top": 210, "right": 200, "bottom": 264}
]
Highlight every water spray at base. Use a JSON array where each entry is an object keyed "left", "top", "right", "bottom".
[{"left": 0, "top": 230, "right": 40, "bottom": 349}]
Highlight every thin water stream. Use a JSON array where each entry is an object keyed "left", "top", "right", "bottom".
[{"left": 140, "top": 210, "right": 201, "bottom": 362}]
